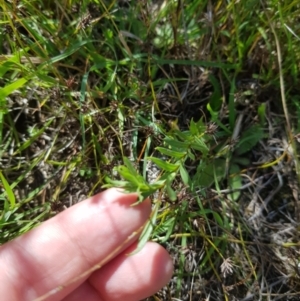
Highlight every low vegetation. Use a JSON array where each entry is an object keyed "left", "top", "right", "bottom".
[{"left": 1, "top": 0, "right": 300, "bottom": 300}]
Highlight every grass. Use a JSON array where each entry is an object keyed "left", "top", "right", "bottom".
[{"left": 1, "top": 0, "right": 300, "bottom": 300}]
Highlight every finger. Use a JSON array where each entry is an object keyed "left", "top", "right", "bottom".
[
  {"left": 0, "top": 188, "right": 151, "bottom": 301},
  {"left": 89, "top": 241, "right": 173, "bottom": 301},
  {"left": 62, "top": 282, "right": 102, "bottom": 301}
]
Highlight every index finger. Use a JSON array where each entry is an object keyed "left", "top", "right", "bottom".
[{"left": 0, "top": 188, "right": 151, "bottom": 301}]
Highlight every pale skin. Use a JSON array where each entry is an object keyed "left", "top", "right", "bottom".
[{"left": 0, "top": 188, "right": 173, "bottom": 301}]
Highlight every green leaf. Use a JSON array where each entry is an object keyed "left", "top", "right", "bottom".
[
  {"left": 190, "top": 137, "right": 209, "bottom": 154},
  {"left": 179, "top": 164, "right": 190, "bottom": 186},
  {"left": 0, "top": 172, "right": 16, "bottom": 209},
  {"left": 147, "top": 157, "right": 179, "bottom": 172},
  {"left": 236, "top": 125, "right": 264, "bottom": 155},
  {"left": 189, "top": 118, "right": 199, "bottom": 135},
  {"left": 156, "top": 216, "right": 176, "bottom": 243},
  {"left": 165, "top": 173, "right": 177, "bottom": 201},
  {"left": 156, "top": 147, "right": 186, "bottom": 159},
  {"left": 39, "top": 40, "right": 93, "bottom": 68},
  {"left": 133, "top": 201, "right": 160, "bottom": 254},
  {"left": 228, "top": 164, "right": 242, "bottom": 201},
  {"left": 187, "top": 149, "right": 195, "bottom": 161},
  {"left": 117, "top": 166, "right": 141, "bottom": 185},
  {"left": 164, "top": 138, "right": 190, "bottom": 149},
  {"left": 173, "top": 130, "right": 191, "bottom": 141}
]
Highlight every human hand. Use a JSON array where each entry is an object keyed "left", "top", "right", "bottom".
[{"left": 0, "top": 188, "right": 173, "bottom": 301}]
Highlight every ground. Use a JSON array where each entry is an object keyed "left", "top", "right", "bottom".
[{"left": 1, "top": 0, "right": 300, "bottom": 300}]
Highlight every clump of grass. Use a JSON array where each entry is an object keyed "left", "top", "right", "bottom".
[{"left": 1, "top": 0, "right": 300, "bottom": 300}]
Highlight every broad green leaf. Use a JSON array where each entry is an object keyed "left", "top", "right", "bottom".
[
  {"left": 187, "top": 149, "right": 195, "bottom": 160},
  {"left": 190, "top": 137, "right": 209, "bottom": 154},
  {"left": 189, "top": 118, "right": 198, "bottom": 135},
  {"left": 173, "top": 130, "right": 191, "bottom": 141},
  {"left": 208, "top": 74, "right": 222, "bottom": 111},
  {"left": 166, "top": 183, "right": 177, "bottom": 201},
  {"left": 236, "top": 125, "right": 264, "bottom": 155},
  {"left": 147, "top": 157, "right": 179, "bottom": 172},
  {"left": 103, "top": 178, "right": 134, "bottom": 189},
  {"left": 117, "top": 166, "right": 140, "bottom": 185},
  {"left": 189, "top": 118, "right": 206, "bottom": 136},
  {"left": 134, "top": 201, "right": 160, "bottom": 254},
  {"left": 123, "top": 157, "right": 139, "bottom": 176},
  {"left": 156, "top": 147, "right": 185, "bottom": 159}
]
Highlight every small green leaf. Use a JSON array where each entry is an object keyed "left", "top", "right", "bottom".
[
  {"left": 157, "top": 216, "right": 176, "bottom": 243},
  {"left": 187, "top": 149, "right": 195, "bottom": 160},
  {"left": 165, "top": 172, "right": 177, "bottom": 201},
  {"left": 156, "top": 147, "right": 185, "bottom": 159},
  {"left": 123, "top": 157, "right": 139, "bottom": 176},
  {"left": 179, "top": 164, "right": 190, "bottom": 186},
  {"left": 103, "top": 178, "right": 129, "bottom": 188},
  {"left": 258, "top": 103, "right": 266, "bottom": 125},
  {"left": 173, "top": 130, "right": 191, "bottom": 141},
  {"left": 0, "top": 172, "right": 16, "bottom": 209},
  {"left": 164, "top": 138, "right": 190, "bottom": 149},
  {"left": 198, "top": 209, "right": 224, "bottom": 227},
  {"left": 132, "top": 201, "right": 160, "bottom": 254}
]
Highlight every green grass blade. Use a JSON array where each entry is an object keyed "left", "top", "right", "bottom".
[{"left": 0, "top": 171, "right": 16, "bottom": 209}]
